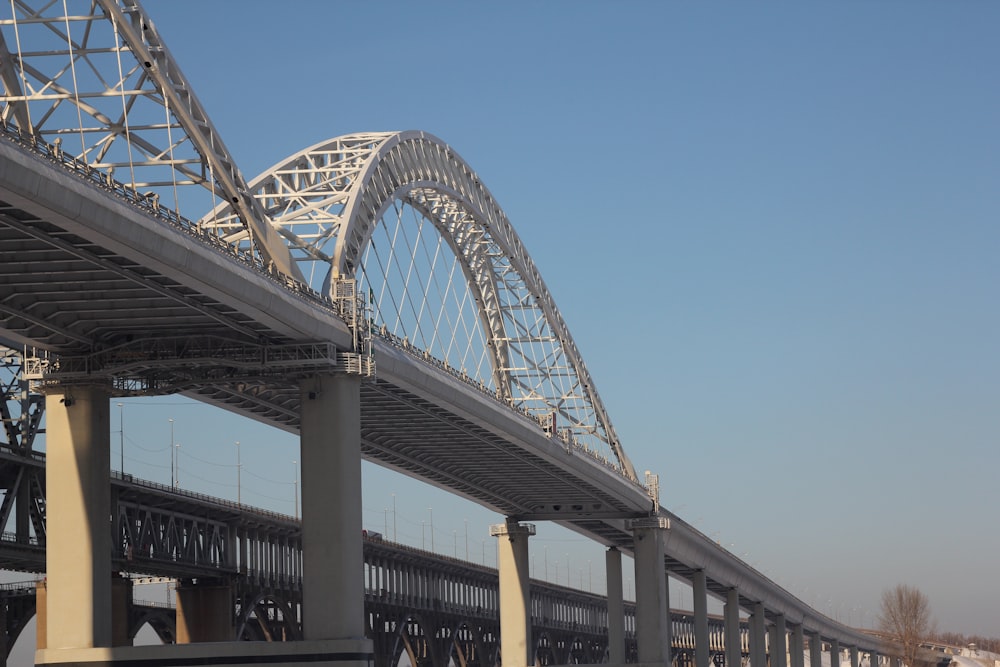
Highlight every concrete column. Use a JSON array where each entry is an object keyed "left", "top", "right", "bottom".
[
  {"left": 631, "top": 516, "right": 671, "bottom": 666},
  {"left": 606, "top": 547, "right": 625, "bottom": 665},
  {"left": 43, "top": 384, "right": 111, "bottom": 649},
  {"left": 176, "top": 578, "right": 234, "bottom": 642},
  {"left": 300, "top": 374, "right": 365, "bottom": 641},
  {"left": 490, "top": 520, "right": 535, "bottom": 667},
  {"left": 869, "top": 652, "right": 879, "bottom": 667},
  {"left": 830, "top": 640, "right": 841, "bottom": 667},
  {"left": 789, "top": 624, "right": 805, "bottom": 667},
  {"left": 693, "top": 570, "right": 710, "bottom": 667},
  {"left": 809, "top": 634, "right": 822, "bottom": 667},
  {"left": 850, "top": 647, "right": 859, "bottom": 667},
  {"left": 770, "top": 614, "right": 787, "bottom": 667},
  {"left": 35, "top": 581, "right": 47, "bottom": 651},
  {"left": 724, "top": 589, "right": 742, "bottom": 667},
  {"left": 749, "top": 602, "right": 767, "bottom": 667},
  {"left": 111, "top": 575, "right": 133, "bottom": 647}
]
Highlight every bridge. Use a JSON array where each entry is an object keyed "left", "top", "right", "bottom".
[
  {"left": 0, "top": 373, "right": 868, "bottom": 667},
  {"left": 0, "top": 2, "right": 888, "bottom": 667}
]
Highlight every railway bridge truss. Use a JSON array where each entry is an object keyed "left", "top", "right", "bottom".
[{"left": 0, "top": 348, "right": 760, "bottom": 667}]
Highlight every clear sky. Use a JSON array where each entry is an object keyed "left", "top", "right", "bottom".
[{"left": 24, "top": 0, "right": 1000, "bottom": 646}]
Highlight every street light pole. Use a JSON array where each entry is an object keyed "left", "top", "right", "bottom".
[
  {"left": 428, "top": 507, "right": 434, "bottom": 552},
  {"left": 235, "top": 441, "right": 241, "bottom": 504},
  {"left": 391, "top": 493, "right": 397, "bottom": 541},
  {"left": 117, "top": 402, "right": 124, "bottom": 474},
  {"left": 292, "top": 460, "right": 298, "bottom": 519},
  {"left": 168, "top": 418, "right": 174, "bottom": 487},
  {"left": 174, "top": 443, "right": 180, "bottom": 487}
]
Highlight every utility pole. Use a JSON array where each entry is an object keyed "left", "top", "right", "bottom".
[
  {"left": 235, "top": 441, "right": 241, "bottom": 504},
  {"left": 428, "top": 506, "right": 434, "bottom": 552},
  {"left": 117, "top": 402, "right": 124, "bottom": 474},
  {"left": 169, "top": 418, "right": 174, "bottom": 487}
]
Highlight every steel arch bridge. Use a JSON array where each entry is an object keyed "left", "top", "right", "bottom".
[
  {"left": 0, "top": 0, "right": 636, "bottom": 483},
  {"left": 0, "top": 3, "right": 889, "bottom": 667}
]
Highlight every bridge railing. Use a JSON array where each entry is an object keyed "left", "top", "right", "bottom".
[
  {"left": 0, "top": 118, "right": 329, "bottom": 308},
  {"left": 111, "top": 470, "right": 297, "bottom": 526}
]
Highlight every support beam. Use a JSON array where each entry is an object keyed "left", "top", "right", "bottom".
[
  {"left": 771, "top": 614, "right": 787, "bottom": 667},
  {"left": 724, "top": 590, "right": 742, "bottom": 667},
  {"left": 490, "top": 520, "right": 535, "bottom": 667},
  {"left": 300, "top": 374, "right": 365, "bottom": 642},
  {"left": 606, "top": 547, "right": 625, "bottom": 665},
  {"left": 810, "top": 633, "right": 823, "bottom": 667},
  {"left": 749, "top": 602, "right": 767, "bottom": 667},
  {"left": 851, "top": 646, "right": 860, "bottom": 667},
  {"left": 790, "top": 624, "right": 805, "bottom": 667},
  {"left": 831, "top": 640, "right": 841, "bottom": 667},
  {"left": 40, "top": 384, "right": 112, "bottom": 650},
  {"left": 176, "top": 578, "right": 234, "bottom": 643},
  {"left": 631, "top": 516, "right": 671, "bottom": 666},
  {"left": 693, "top": 571, "right": 710, "bottom": 667}
]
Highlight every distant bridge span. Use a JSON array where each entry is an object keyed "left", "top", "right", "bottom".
[{"left": 0, "top": 3, "right": 888, "bottom": 667}]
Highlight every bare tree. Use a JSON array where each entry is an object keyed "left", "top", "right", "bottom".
[{"left": 879, "top": 584, "right": 933, "bottom": 667}]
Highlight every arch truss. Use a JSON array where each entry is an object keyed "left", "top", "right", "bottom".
[
  {"left": 0, "top": 1, "right": 637, "bottom": 480},
  {"left": 218, "top": 131, "right": 638, "bottom": 481},
  {"left": 0, "top": 0, "right": 300, "bottom": 280}
]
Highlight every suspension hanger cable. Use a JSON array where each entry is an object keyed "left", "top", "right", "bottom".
[
  {"left": 110, "top": 11, "right": 138, "bottom": 188},
  {"left": 8, "top": 0, "right": 34, "bottom": 134},
  {"left": 61, "top": 0, "right": 88, "bottom": 160}
]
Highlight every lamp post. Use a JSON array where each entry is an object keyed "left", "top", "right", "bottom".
[
  {"left": 428, "top": 507, "right": 434, "bottom": 552},
  {"left": 117, "top": 402, "right": 124, "bottom": 474},
  {"left": 168, "top": 418, "right": 174, "bottom": 487},
  {"left": 292, "top": 460, "right": 298, "bottom": 519},
  {"left": 391, "top": 493, "right": 397, "bottom": 541},
  {"left": 173, "top": 443, "right": 180, "bottom": 487},
  {"left": 235, "top": 441, "right": 241, "bottom": 504}
]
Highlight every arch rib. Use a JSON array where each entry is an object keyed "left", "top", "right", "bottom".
[
  {"left": 96, "top": 0, "right": 303, "bottom": 283},
  {"left": 240, "top": 131, "right": 638, "bottom": 481}
]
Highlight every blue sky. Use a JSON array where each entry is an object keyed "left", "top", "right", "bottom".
[{"left": 61, "top": 0, "right": 999, "bottom": 641}]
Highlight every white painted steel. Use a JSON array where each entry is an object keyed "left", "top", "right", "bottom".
[
  {"left": 223, "top": 131, "right": 639, "bottom": 481},
  {"left": 0, "top": 0, "right": 302, "bottom": 280}
]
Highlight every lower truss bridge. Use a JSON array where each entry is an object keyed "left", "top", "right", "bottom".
[{"left": 0, "top": 447, "right": 750, "bottom": 667}]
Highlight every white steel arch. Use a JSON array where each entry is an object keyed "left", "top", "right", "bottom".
[
  {"left": 220, "top": 131, "right": 638, "bottom": 482},
  {"left": 0, "top": 0, "right": 302, "bottom": 281}
]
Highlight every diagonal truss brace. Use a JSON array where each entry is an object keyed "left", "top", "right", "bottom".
[{"left": 94, "top": 0, "right": 304, "bottom": 284}]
